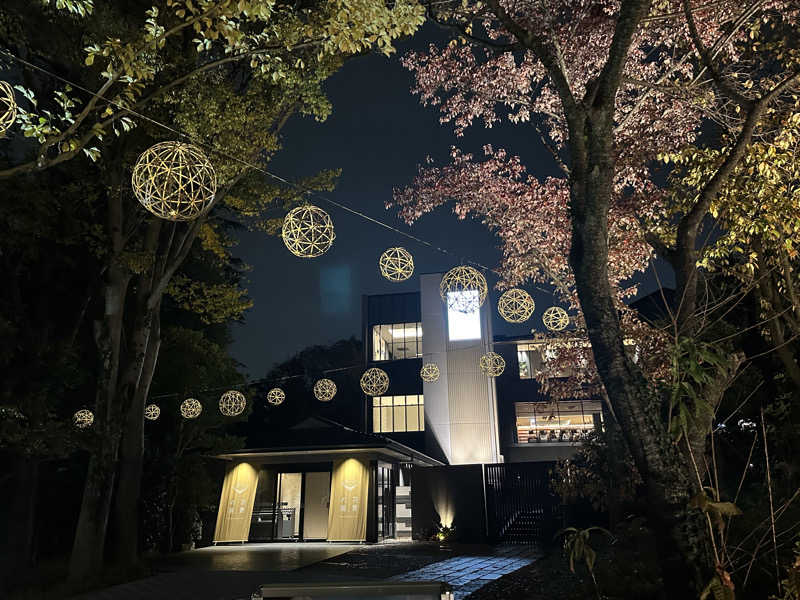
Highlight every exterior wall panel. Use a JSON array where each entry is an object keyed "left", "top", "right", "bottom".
[{"left": 420, "top": 274, "right": 452, "bottom": 463}]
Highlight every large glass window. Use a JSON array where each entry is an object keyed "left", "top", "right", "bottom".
[
  {"left": 372, "top": 322, "right": 422, "bottom": 361},
  {"left": 514, "top": 400, "right": 602, "bottom": 443},
  {"left": 447, "top": 291, "right": 481, "bottom": 341},
  {"left": 517, "top": 343, "right": 543, "bottom": 379},
  {"left": 372, "top": 395, "right": 425, "bottom": 433}
]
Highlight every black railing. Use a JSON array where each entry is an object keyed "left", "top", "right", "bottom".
[{"left": 484, "top": 462, "right": 562, "bottom": 545}]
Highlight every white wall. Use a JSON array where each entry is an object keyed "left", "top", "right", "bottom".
[{"left": 421, "top": 273, "right": 501, "bottom": 465}]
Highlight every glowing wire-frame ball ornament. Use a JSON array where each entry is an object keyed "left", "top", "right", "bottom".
[
  {"left": 267, "top": 388, "right": 286, "bottom": 406},
  {"left": 498, "top": 288, "right": 535, "bottom": 323},
  {"left": 0, "top": 81, "right": 17, "bottom": 136},
  {"left": 479, "top": 352, "right": 506, "bottom": 377},
  {"left": 440, "top": 266, "right": 488, "bottom": 313},
  {"left": 144, "top": 404, "right": 161, "bottom": 421},
  {"left": 379, "top": 247, "right": 414, "bottom": 282},
  {"left": 219, "top": 390, "right": 246, "bottom": 416},
  {"left": 180, "top": 398, "right": 203, "bottom": 419},
  {"left": 314, "top": 378, "right": 337, "bottom": 402},
  {"left": 542, "top": 306, "right": 570, "bottom": 331},
  {"left": 360, "top": 367, "right": 390, "bottom": 396},
  {"left": 420, "top": 363, "right": 440, "bottom": 383},
  {"left": 131, "top": 141, "right": 217, "bottom": 221},
  {"left": 281, "top": 204, "right": 336, "bottom": 258},
  {"left": 73, "top": 409, "right": 94, "bottom": 429}
]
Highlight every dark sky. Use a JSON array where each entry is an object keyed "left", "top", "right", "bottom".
[{"left": 229, "top": 23, "right": 666, "bottom": 378}]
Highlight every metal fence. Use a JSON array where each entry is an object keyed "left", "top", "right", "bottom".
[{"left": 484, "top": 462, "right": 562, "bottom": 545}]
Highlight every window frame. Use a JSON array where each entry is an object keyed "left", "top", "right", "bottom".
[
  {"left": 372, "top": 395, "right": 425, "bottom": 433},
  {"left": 371, "top": 322, "right": 423, "bottom": 362},
  {"left": 446, "top": 291, "right": 482, "bottom": 341}
]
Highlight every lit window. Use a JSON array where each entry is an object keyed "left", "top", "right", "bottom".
[
  {"left": 371, "top": 322, "right": 422, "bottom": 361},
  {"left": 447, "top": 292, "right": 481, "bottom": 341},
  {"left": 372, "top": 395, "right": 424, "bottom": 433},
  {"left": 517, "top": 343, "right": 543, "bottom": 379},
  {"left": 513, "top": 400, "right": 602, "bottom": 443}
]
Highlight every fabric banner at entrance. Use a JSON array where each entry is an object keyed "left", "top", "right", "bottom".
[
  {"left": 213, "top": 462, "right": 258, "bottom": 542},
  {"left": 327, "top": 457, "right": 369, "bottom": 541}
]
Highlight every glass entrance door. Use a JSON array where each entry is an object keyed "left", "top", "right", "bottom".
[
  {"left": 376, "top": 464, "right": 396, "bottom": 540},
  {"left": 276, "top": 472, "right": 302, "bottom": 539},
  {"left": 303, "top": 471, "right": 331, "bottom": 540}
]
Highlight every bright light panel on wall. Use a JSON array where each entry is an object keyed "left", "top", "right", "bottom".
[{"left": 447, "top": 291, "right": 481, "bottom": 341}]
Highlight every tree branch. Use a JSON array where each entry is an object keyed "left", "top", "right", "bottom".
[{"left": 591, "top": 0, "right": 653, "bottom": 110}]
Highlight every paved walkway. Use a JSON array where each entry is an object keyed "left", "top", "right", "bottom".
[
  {"left": 71, "top": 543, "right": 538, "bottom": 600},
  {"left": 72, "top": 543, "right": 358, "bottom": 600},
  {"left": 390, "top": 546, "right": 539, "bottom": 599}
]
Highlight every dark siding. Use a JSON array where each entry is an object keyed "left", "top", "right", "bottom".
[
  {"left": 362, "top": 293, "right": 425, "bottom": 452},
  {"left": 365, "top": 292, "right": 421, "bottom": 327},
  {"left": 493, "top": 341, "right": 549, "bottom": 451}
]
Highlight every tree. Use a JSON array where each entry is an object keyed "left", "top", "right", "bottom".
[
  {"left": 390, "top": 0, "right": 799, "bottom": 594},
  {"left": 143, "top": 326, "right": 246, "bottom": 553},
  {"left": 1, "top": 0, "right": 426, "bottom": 582}
]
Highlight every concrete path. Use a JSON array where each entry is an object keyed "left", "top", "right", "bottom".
[
  {"left": 70, "top": 543, "right": 538, "bottom": 600},
  {"left": 71, "top": 543, "right": 358, "bottom": 600},
  {"left": 389, "top": 546, "right": 540, "bottom": 599}
]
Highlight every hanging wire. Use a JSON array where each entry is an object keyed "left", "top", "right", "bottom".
[
  {"left": 0, "top": 50, "right": 560, "bottom": 403},
  {"left": 0, "top": 49, "right": 494, "bottom": 274}
]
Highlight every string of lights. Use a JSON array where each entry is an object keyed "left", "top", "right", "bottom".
[
  {"left": 0, "top": 49, "right": 498, "bottom": 275},
  {"left": 0, "top": 49, "right": 567, "bottom": 411}
]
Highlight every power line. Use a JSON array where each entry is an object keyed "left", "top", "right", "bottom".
[
  {"left": 1, "top": 50, "right": 563, "bottom": 402},
  {"left": 0, "top": 49, "right": 495, "bottom": 274}
]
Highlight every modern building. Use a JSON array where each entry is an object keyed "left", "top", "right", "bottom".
[{"left": 211, "top": 272, "right": 603, "bottom": 545}]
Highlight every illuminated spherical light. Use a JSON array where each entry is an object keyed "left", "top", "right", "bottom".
[
  {"left": 267, "top": 388, "right": 285, "bottom": 406},
  {"left": 73, "top": 409, "right": 94, "bottom": 429},
  {"left": 314, "top": 378, "right": 337, "bottom": 402},
  {"left": 360, "top": 368, "right": 390, "bottom": 396},
  {"left": 281, "top": 204, "right": 335, "bottom": 258},
  {"left": 219, "top": 390, "right": 246, "bottom": 416},
  {"left": 440, "top": 266, "right": 488, "bottom": 313},
  {"left": 420, "top": 363, "right": 440, "bottom": 383},
  {"left": 180, "top": 398, "right": 203, "bottom": 419},
  {"left": 0, "top": 81, "right": 17, "bottom": 136},
  {"left": 542, "top": 306, "right": 570, "bottom": 331},
  {"left": 479, "top": 352, "right": 506, "bottom": 377},
  {"left": 131, "top": 141, "right": 217, "bottom": 221},
  {"left": 144, "top": 404, "right": 161, "bottom": 421},
  {"left": 379, "top": 247, "right": 414, "bottom": 282},
  {"left": 498, "top": 288, "right": 535, "bottom": 323}
]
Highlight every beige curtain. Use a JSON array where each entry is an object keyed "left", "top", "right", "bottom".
[
  {"left": 213, "top": 462, "right": 258, "bottom": 542},
  {"left": 327, "top": 457, "right": 370, "bottom": 541}
]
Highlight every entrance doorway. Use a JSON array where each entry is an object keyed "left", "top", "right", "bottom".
[
  {"left": 303, "top": 471, "right": 331, "bottom": 539},
  {"left": 252, "top": 469, "right": 331, "bottom": 541},
  {"left": 277, "top": 472, "right": 302, "bottom": 539}
]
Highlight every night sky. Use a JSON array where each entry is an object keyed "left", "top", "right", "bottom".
[{"left": 229, "top": 23, "right": 666, "bottom": 378}]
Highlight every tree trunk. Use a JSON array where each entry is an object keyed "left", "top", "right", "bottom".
[
  {"left": 111, "top": 305, "right": 162, "bottom": 569},
  {"left": 69, "top": 193, "right": 130, "bottom": 582},
  {"left": 567, "top": 110, "right": 715, "bottom": 595}
]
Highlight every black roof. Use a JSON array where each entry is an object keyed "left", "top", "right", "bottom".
[{"left": 220, "top": 416, "right": 443, "bottom": 466}]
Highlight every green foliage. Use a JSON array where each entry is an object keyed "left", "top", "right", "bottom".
[
  {"left": 689, "top": 487, "right": 743, "bottom": 530},
  {"left": 772, "top": 538, "right": 800, "bottom": 600},
  {"left": 659, "top": 111, "right": 800, "bottom": 280},
  {"left": 667, "top": 337, "right": 730, "bottom": 443},
  {"left": 166, "top": 274, "right": 253, "bottom": 325},
  {"left": 1, "top": 0, "right": 425, "bottom": 171},
  {"left": 556, "top": 526, "right": 614, "bottom": 576},
  {"left": 551, "top": 429, "right": 642, "bottom": 514},
  {"left": 144, "top": 326, "right": 247, "bottom": 551},
  {"left": 700, "top": 568, "right": 736, "bottom": 600}
]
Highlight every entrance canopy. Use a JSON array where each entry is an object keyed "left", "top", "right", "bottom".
[
  {"left": 216, "top": 416, "right": 443, "bottom": 466},
  {"left": 213, "top": 417, "right": 440, "bottom": 544}
]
